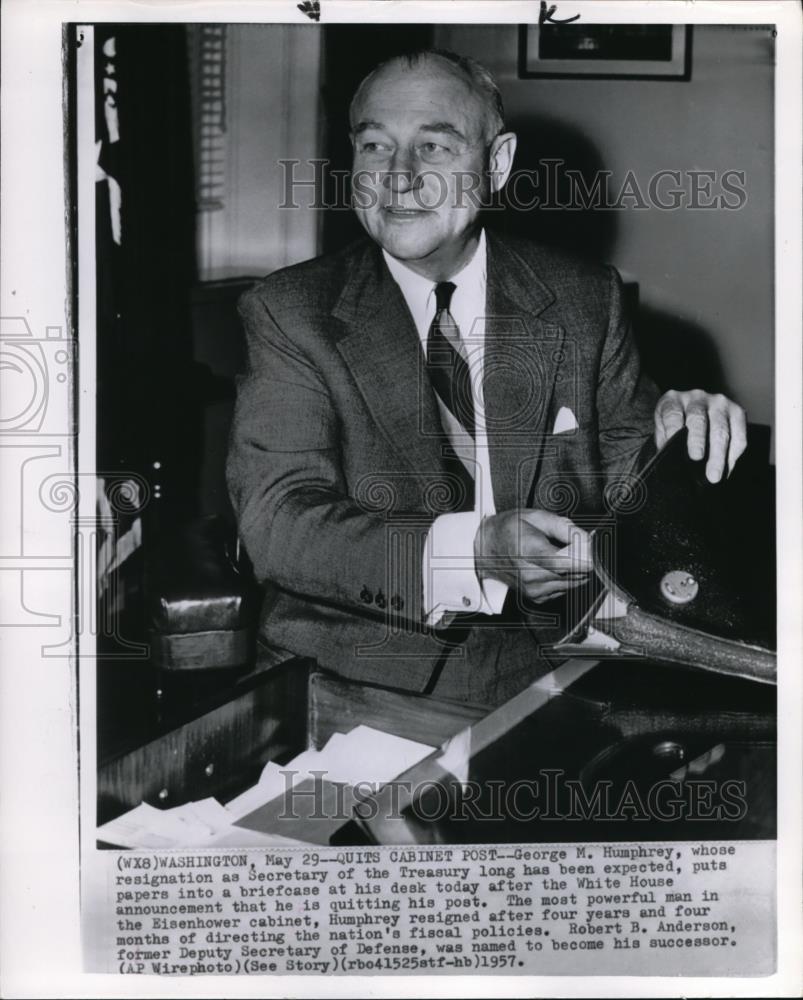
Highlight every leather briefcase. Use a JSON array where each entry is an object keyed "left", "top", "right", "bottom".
[{"left": 556, "top": 427, "right": 776, "bottom": 685}]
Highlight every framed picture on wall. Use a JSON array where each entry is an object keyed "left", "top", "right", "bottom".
[{"left": 519, "top": 24, "right": 691, "bottom": 79}]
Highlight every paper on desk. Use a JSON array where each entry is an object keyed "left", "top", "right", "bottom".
[
  {"left": 97, "top": 803, "right": 179, "bottom": 849},
  {"left": 228, "top": 726, "right": 433, "bottom": 821},
  {"left": 98, "top": 726, "right": 434, "bottom": 848},
  {"left": 98, "top": 801, "right": 208, "bottom": 849},
  {"left": 176, "top": 798, "right": 234, "bottom": 841},
  {"left": 315, "top": 726, "right": 434, "bottom": 787},
  {"left": 234, "top": 777, "right": 360, "bottom": 844},
  {"left": 224, "top": 760, "right": 293, "bottom": 821},
  {"left": 223, "top": 748, "right": 336, "bottom": 820},
  {"left": 233, "top": 726, "right": 434, "bottom": 842},
  {"left": 204, "top": 827, "right": 310, "bottom": 849},
  {"left": 98, "top": 796, "right": 243, "bottom": 848}
]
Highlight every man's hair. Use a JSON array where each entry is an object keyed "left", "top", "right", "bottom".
[{"left": 349, "top": 48, "right": 506, "bottom": 143}]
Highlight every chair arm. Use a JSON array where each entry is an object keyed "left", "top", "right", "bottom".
[{"left": 148, "top": 514, "right": 259, "bottom": 670}]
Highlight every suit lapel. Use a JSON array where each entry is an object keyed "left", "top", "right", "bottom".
[
  {"left": 484, "top": 233, "right": 564, "bottom": 511},
  {"left": 332, "top": 243, "right": 446, "bottom": 480},
  {"left": 331, "top": 235, "right": 565, "bottom": 511}
]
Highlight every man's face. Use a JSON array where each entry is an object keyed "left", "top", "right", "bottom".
[{"left": 350, "top": 60, "right": 493, "bottom": 278}]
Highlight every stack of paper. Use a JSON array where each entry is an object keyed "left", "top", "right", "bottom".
[
  {"left": 97, "top": 725, "right": 434, "bottom": 849},
  {"left": 97, "top": 798, "right": 241, "bottom": 849},
  {"left": 232, "top": 726, "right": 434, "bottom": 843}
]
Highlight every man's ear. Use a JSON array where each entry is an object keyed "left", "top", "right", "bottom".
[{"left": 488, "top": 131, "right": 517, "bottom": 194}]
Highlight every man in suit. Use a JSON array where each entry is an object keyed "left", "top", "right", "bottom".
[{"left": 227, "top": 49, "right": 747, "bottom": 707}]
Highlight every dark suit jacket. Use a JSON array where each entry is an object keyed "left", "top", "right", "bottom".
[{"left": 227, "top": 231, "right": 659, "bottom": 706}]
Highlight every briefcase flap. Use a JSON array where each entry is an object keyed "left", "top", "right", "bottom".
[{"left": 594, "top": 426, "right": 775, "bottom": 654}]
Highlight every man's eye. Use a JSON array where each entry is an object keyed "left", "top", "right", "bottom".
[
  {"left": 360, "top": 141, "right": 390, "bottom": 154},
  {"left": 418, "top": 142, "right": 451, "bottom": 161}
]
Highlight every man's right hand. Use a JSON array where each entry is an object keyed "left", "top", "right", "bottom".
[{"left": 474, "top": 509, "right": 592, "bottom": 604}]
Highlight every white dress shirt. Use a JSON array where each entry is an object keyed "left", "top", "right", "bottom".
[{"left": 382, "top": 230, "right": 509, "bottom": 624}]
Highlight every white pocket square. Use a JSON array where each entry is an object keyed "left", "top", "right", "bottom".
[{"left": 552, "top": 406, "right": 578, "bottom": 434}]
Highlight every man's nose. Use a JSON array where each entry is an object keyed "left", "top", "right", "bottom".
[{"left": 383, "top": 148, "right": 420, "bottom": 193}]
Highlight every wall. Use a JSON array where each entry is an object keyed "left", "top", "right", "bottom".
[
  {"left": 188, "top": 25, "right": 324, "bottom": 516},
  {"left": 194, "top": 24, "right": 322, "bottom": 280},
  {"left": 434, "top": 24, "right": 775, "bottom": 432}
]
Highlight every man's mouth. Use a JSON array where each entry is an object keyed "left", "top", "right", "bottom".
[{"left": 383, "top": 206, "right": 431, "bottom": 217}]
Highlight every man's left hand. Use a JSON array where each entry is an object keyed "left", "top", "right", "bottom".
[{"left": 654, "top": 389, "right": 747, "bottom": 483}]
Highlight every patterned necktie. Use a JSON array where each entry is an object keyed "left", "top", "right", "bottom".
[
  {"left": 422, "top": 284, "right": 478, "bottom": 695},
  {"left": 425, "top": 281, "right": 476, "bottom": 514},
  {"left": 426, "top": 281, "right": 476, "bottom": 440}
]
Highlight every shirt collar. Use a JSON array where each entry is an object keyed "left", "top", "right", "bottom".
[{"left": 382, "top": 229, "right": 487, "bottom": 330}]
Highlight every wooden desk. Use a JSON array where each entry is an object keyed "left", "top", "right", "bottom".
[
  {"left": 97, "top": 658, "right": 485, "bottom": 825},
  {"left": 98, "top": 656, "right": 775, "bottom": 843}
]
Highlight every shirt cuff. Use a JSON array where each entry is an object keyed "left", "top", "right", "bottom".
[{"left": 423, "top": 511, "right": 509, "bottom": 626}]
